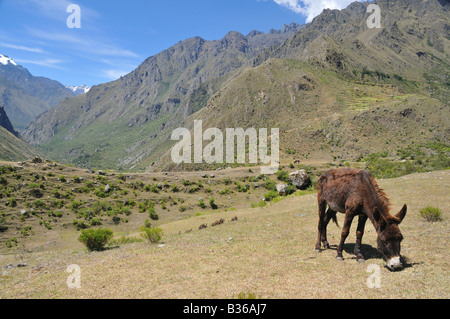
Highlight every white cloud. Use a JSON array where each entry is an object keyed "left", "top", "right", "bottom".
[
  {"left": 14, "top": 58, "right": 64, "bottom": 69},
  {"left": 27, "top": 28, "right": 140, "bottom": 59},
  {"left": 273, "top": 0, "right": 363, "bottom": 23},
  {"left": 102, "top": 69, "right": 132, "bottom": 81},
  {"left": 0, "top": 42, "right": 44, "bottom": 53}
]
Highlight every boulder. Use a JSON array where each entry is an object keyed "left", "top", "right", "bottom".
[
  {"left": 276, "top": 183, "right": 288, "bottom": 195},
  {"left": 288, "top": 170, "right": 311, "bottom": 189}
]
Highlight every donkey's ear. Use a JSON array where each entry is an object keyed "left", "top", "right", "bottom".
[{"left": 394, "top": 204, "right": 407, "bottom": 224}]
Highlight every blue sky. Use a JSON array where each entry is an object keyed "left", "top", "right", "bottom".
[{"left": 0, "top": 0, "right": 362, "bottom": 87}]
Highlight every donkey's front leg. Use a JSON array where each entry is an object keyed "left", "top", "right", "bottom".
[
  {"left": 354, "top": 214, "right": 368, "bottom": 262},
  {"left": 336, "top": 211, "right": 355, "bottom": 261}
]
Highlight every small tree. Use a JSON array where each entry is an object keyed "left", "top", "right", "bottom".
[{"left": 78, "top": 228, "right": 113, "bottom": 251}]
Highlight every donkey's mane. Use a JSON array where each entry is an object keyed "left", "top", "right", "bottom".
[{"left": 368, "top": 174, "right": 391, "bottom": 214}]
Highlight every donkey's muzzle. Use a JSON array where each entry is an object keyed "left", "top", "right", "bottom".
[{"left": 386, "top": 256, "right": 403, "bottom": 271}]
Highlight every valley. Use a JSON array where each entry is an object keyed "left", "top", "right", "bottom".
[{"left": 0, "top": 0, "right": 448, "bottom": 300}]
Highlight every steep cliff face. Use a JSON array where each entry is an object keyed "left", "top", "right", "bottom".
[
  {"left": 0, "top": 105, "right": 40, "bottom": 161},
  {"left": 0, "top": 105, "right": 17, "bottom": 137}
]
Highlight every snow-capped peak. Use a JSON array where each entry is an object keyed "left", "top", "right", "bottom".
[
  {"left": 65, "top": 84, "right": 91, "bottom": 95},
  {"left": 0, "top": 54, "right": 17, "bottom": 66}
]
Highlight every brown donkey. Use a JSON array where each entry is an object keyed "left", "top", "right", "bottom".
[{"left": 315, "top": 168, "right": 407, "bottom": 271}]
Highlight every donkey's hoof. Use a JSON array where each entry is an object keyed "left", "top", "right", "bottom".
[
  {"left": 336, "top": 256, "right": 344, "bottom": 261},
  {"left": 315, "top": 249, "right": 321, "bottom": 253},
  {"left": 357, "top": 258, "right": 365, "bottom": 263}
]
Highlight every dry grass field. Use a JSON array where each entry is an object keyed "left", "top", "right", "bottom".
[{"left": 0, "top": 168, "right": 448, "bottom": 299}]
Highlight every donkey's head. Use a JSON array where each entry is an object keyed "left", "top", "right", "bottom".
[{"left": 373, "top": 204, "right": 407, "bottom": 271}]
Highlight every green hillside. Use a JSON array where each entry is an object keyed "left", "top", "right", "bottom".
[{"left": 0, "top": 127, "right": 40, "bottom": 161}]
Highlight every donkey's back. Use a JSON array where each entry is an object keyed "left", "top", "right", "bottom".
[{"left": 317, "top": 168, "right": 381, "bottom": 214}]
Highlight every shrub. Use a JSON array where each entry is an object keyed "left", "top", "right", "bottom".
[
  {"left": 78, "top": 228, "right": 113, "bottom": 251},
  {"left": 29, "top": 188, "right": 44, "bottom": 198},
  {"left": 90, "top": 217, "right": 102, "bottom": 226},
  {"left": 8, "top": 197, "right": 17, "bottom": 207},
  {"left": 33, "top": 199, "right": 47, "bottom": 209},
  {"left": 0, "top": 176, "right": 7, "bottom": 186},
  {"left": 138, "top": 202, "right": 146, "bottom": 213},
  {"left": 148, "top": 204, "right": 159, "bottom": 220},
  {"left": 235, "top": 292, "right": 261, "bottom": 299},
  {"left": 69, "top": 200, "right": 83, "bottom": 211},
  {"left": 189, "top": 185, "right": 200, "bottom": 193},
  {"left": 264, "top": 190, "right": 279, "bottom": 201},
  {"left": 72, "top": 176, "right": 81, "bottom": 183},
  {"left": 73, "top": 219, "right": 89, "bottom": 230},
  {"left": 276, "top": 170, "right": 289, "bottom": 183},
  {"left": 140, "top": 227, "right": 163, "bottom": 243},
  {"left": 143, "top": 219, "right": 152, "bottom": 228},
  {"left": 419, "top": 206, "right": 443, "bottom": 222},
  {"left": 262, "top": 179, "right": 277, "bottom": 191},
  {"left": 209, "top": 198, "right": 218, "bottom": 209}
]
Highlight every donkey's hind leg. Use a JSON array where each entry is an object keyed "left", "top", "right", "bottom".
[
  {"left": 315, "top": 199, "right": 328, "bottom": 252},
  {"left": 321, "top": 208, "right": 337, "bottom": 249}
]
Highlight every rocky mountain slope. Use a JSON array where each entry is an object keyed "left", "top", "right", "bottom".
[
  {"left": 169, "top": 0, "right": 449, "bottom": 169},
  {"left": 22, "top": 0, "right": 449, "bottom": 171},
  {"left": 21, "top": 24, "right": 303, "bottom": 170}
]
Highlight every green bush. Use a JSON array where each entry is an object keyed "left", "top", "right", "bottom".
[
  {"left": 78, "top": 228, "right": 113, "bottom": 251},
  {"left": 209, "top": 198, "right": 218, "bottom": 209},
  {"left": 264, "top": 190, "right": 278, "bottom": 201},
  {"left": 262, "top": 179, "right": 277, "bottom": 191},
  {"left": 148, "top": 203, "right": 159, "bottom": 220},
  {"left": 140, "top": 227, "right": 163, "bottom": 243},
  {"left": 419, "top": 206, "right": 443, "bottom": 222},
  {"left": 8, "top": 197, "right": 17, "bottom": 207},
  {"left": 276, "top": 170, "right": 289, "bottom": 183}
]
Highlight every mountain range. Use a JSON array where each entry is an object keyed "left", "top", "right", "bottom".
[
  {"left": 0, "top": 54, "right": 88, "bottom": 131},
  {"left": 65, "top": 84, "right": 91, "bottom": 95},
  {"left": 14, "top": 0, "right": 450, "bottom": 171}
]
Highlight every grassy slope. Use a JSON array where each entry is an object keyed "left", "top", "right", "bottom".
[
  {"left": 0, "top": 127, "right": 40, "bottom": 161},
  {"left": 0, "top": 166, "right": 448, "bottom": 299},
  {"left": 161, "top": 58, "right": 448, "bottom": 171}
]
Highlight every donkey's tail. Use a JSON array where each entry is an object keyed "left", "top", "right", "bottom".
[{"left": 331, "top": 213, "right": 340, "bottom": 228}]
